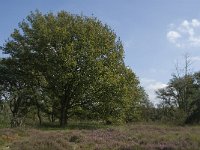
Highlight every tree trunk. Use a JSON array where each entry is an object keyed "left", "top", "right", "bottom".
[
  {"left": 60, "top": 84, "right": 71, "bottom": 127},
  {"left": 51, "top": 113, "right": 55, "bottom": 123},
  {"left": 35, "top": 100, "right": 42, "bottom": 125},
  {"left": 60, "top": 115, "right": 67, "bottom": 127},
  {"left": 60, "top": 100, "right": 67, "bottom": 127},
  {"left": 60, "top": 100, "right": 70, "bottom": 127},
  {"left": 37, "top": 107, "right": 42, "bottom": 125}
]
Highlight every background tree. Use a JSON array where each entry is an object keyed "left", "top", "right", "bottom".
[
  {"left": 185, "top": 71, "right": 200, "bottom": 123},
  {"left": 156, "top": 54, "right": 200, "bottom": 124}
]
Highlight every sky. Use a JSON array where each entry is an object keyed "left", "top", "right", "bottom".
[{"left": 1, "top": 0, "right": 200, "bottom": 104}]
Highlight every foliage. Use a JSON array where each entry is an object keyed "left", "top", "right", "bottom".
[
  {"left": 156, "top": 71, "right": 200, "bottom": 124},
  {"left": 0, "top": 10, "right": 144, "bottom": 127}
]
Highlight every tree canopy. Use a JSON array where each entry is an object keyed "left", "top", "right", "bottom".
[{"left": 0, "top": 11, "right": 143, "bottom": 127}]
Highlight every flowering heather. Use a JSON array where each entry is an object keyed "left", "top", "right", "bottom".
[{"left": 1, "top": 124, "right": 200, "bottom": 150}]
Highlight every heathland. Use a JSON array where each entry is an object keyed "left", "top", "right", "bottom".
[{"left": 1, "top": 123, "right": 200, "bottom": 150}]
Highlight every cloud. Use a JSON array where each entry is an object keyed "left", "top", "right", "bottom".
[
  {"left": 167, "top": 31, "right": 181, "bottom": 43},
  {"left": 190, "top": 56, "right": 200, "bottom": 72},
  {"left": 167, "top": 19, "right": 200, "bottom": 48},
  {"left": 190, "top": 56, "right": 200, "bottom": 61},
  {"left": 141, "top": 78, "right": 167, "bottom": 104}
]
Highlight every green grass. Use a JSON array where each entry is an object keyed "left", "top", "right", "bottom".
[{"left": 1, "top": 123, "right": 200, "bottom": 149}]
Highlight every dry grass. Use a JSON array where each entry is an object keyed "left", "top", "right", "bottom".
[{"left": 1, "top": 123, "right": 200, "bottom": 150}]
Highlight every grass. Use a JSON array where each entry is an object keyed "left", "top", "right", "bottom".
[{"left": 1, "top": 123, "right": 200, "bottom": 149}]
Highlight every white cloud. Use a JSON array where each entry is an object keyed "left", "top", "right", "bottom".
[
  {"left": 167, "top": 19, "right": 200, "bottom": 48},
  {"left": 141, "top": 78, "right": 167, "bottom": 104},
  {"left": 191, "top": 56, "right": 200, "bottom": 61},
  {"left": 167, "top": 31, "right": 181, "bottom": 43},
  {"left": 190, "top": 56, "right": 200, "bottom": 72},
  {"left": 191, "top": 19, "right": 200, "bottom": 27}
]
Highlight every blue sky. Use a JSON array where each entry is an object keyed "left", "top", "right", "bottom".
[{"left": 1, "top": 0, "right": 200, "bottom": 104}]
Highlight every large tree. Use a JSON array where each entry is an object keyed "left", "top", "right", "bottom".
[{"left": 0, "top": 11, "right": 142, "bottom": 127}]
